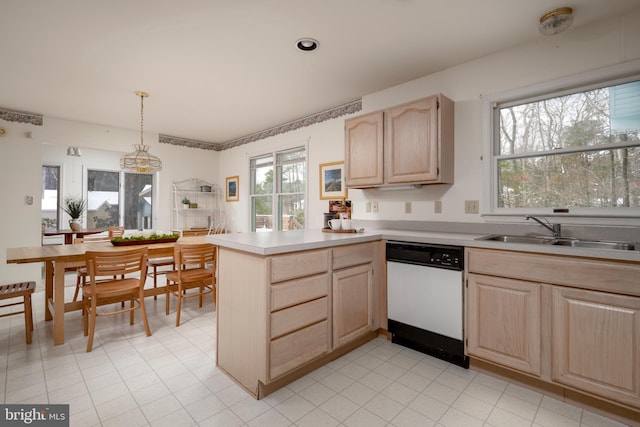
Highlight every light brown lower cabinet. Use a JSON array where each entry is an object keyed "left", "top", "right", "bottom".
[
  {"left": 333, "top": 263, "right": 374, "bottom": 348},
  {"left": 466, "top": 248, "right": 640, "bottom": 412},
  {"left": 466, "top": 274, "right": 541, "bottom": 376},
  {"left": 216, "top": 242, "right": 382, "bottom": 398},
  {"left": 552, "top": 287, "right": 640, "bottom": 408}
]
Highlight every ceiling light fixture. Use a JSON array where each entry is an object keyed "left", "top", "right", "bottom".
[
  {"left": 120, "top": 91, "right": 162, "bottom": 173},
  {"left": 296, "top": 38, "right": 318, "bottom": 52},
  {"left": 539, "top": 7, "right": 574, "bottom": 36}
]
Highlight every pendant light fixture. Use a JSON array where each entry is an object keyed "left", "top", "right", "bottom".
[{"left": 120, "top": 91, "right": 162, "bottom": 173}]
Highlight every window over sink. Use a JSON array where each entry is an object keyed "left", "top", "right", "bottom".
[{"left": 484, "top": 61, "right": 640, "bottom": 221}]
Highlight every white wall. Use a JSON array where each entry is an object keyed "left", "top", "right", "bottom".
[
  {"left": 217, "top": 117, "right": 346, "bottom": 232},
  {"left": 215, "top": 8, "right": 640, "bottom": 231},
  {"left": 2, "top": 7, "right": 639, "bottom": 282},
  {"left": 0, "top": 124, "right": 43, "bottom": 283},
  {"left": 0, "top": 117, "right": 220, "bottom": 283}
]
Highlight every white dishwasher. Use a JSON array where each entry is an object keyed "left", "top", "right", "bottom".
[{"left": 386, "top": 241, "right": 468, "bottom": 368}]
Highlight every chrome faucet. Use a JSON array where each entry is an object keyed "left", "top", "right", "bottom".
[{"left": 525, "top": 216, "right": 562, "bottom": 238}]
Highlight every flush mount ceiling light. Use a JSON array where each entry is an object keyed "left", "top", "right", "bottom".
[
  {"left": 120, "top": 91, "right": 162, "bottom": 173},
  {"left": 296, "top": 38, "right": 318, "bottom": 51},
  {"left": 539, "top": 7, "right": 574, "bottom": 36}
]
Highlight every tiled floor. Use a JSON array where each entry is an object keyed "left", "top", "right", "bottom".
[{"left": 0, "top": 274, "right": 633, "bottom": 427}]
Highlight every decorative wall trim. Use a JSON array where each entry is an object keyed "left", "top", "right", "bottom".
[
  {"left": 158, "top": 134, "right": 216, "bottom": 151},
  {"left": 158, "top": 99, "right": 362, "bottom": 152},
  {"left": 0, "top": 107, "right": 43, "bottom": 126}
]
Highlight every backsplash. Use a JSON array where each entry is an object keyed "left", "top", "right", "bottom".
[{"left": 354, "top": 220, "right": 640, "bottom": 244}]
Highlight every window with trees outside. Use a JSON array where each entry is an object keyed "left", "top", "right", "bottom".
[
  {"left": 491, "top": 74, "right": 640, "bottom": 217},
  {"left": 87, "top": 169, "right": 154, "bottom": 230},
  {"left": 250, "top": 146, "right": 306, "bottom": 231}
]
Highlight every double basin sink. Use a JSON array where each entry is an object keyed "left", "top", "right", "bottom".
[{"left": 477, "top": 235, "right": 636, "bottom": 251}]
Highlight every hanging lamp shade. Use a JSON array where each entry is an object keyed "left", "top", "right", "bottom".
[{"left": 120, "top": 91, "right": 162, "bottom": 173}]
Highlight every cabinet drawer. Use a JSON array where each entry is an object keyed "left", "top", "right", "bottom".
[
  {"left": 467, "top": 248, "right": 640, "bottom": 297},
  {"left": 271, "top": 297, "right": 328, "bottom": 339},
  {"left": 271, "top": 273, "right": 329, "bottom": 311},
  {"left": 270, "top": 320, "right": 329, "bottom": 380},
  {"left": 333, "top": 242, "right": 375, "bottom": 270},
  {"left": 270, "top": 249, "right": 329, "bottom": 283}
]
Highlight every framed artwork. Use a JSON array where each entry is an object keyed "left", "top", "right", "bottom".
[
  {"left": 319, "top": 161, "right": 347, "bottom": 200},
  {"left": 226, "top": 176, "right": 239, "bottom": 202}
]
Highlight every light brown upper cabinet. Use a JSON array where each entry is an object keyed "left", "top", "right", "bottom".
[{"left": 344, "top": 94, "right": 454, "bottom": 188}]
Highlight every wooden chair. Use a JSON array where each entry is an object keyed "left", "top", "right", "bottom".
[
  {"left": 108, "top": 226, "right": 125, "bottom": 238},
  {"left": 147, "top": 257, "right": 175, "bottom": 300},
  {"left": 83, "top": 247, "right": 152, "bottom": 352},
  {"left": 72, "top": 235, "right": 111, "bottom": 302},
  {"left": 165, "top": 243, "right": 216, "bottom": 326},
  {"left": 0, "top": 281, "right": 36, "bottom": 344}
]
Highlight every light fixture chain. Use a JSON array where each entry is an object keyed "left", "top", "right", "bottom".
[{"left": 140, "top": 92, "right": 144, "bottom": 145}]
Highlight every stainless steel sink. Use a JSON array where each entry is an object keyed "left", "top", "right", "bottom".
[
  {"left": 477, "top": 235, "right": 555, "bottom": 245},
  {"left": 476, "top": 235, "right": 636, "bottom": 251},
  {"left": 552, "top": 239, "right": 635, "bottom": 250}
]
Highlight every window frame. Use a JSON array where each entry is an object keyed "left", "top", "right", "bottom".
[
  {"left": 83, "top": 167, "right": 157, "bottom": 231},
  {"left": 482, "top": 60, "right": 640, "bottom": 224},
  {"left": 41, "top": 164, "right": 61, "bottom": 230},
  {"left": 249, "top": 144, "right": 307, "bottom": 232}
]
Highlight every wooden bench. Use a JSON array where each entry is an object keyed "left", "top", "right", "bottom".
[{"left": 0, "top": 281, "right": 36, "bottom": 344}]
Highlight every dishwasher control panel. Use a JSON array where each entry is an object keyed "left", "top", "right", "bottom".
[{"left": 386, "top": 241, "right": 463, "bottom": 271}]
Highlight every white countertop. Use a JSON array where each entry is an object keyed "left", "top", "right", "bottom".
[{"left": 206, "top": 229, "right": 640, "bottom": 262}]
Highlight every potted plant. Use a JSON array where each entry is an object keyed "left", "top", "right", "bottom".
[
  {"left": 63, "top": 196, "right": 86, "bottom": 231},
  {"left": 182, "top": 197, "right": 191, "bottom": 209}
]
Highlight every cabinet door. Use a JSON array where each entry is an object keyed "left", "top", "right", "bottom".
[
  {"left": 467, "top": 273, "right": 541, "bottom": 376},
  {"left": 345, "top": 111, "right": 384, "bottom": 187},
  {"left": 385, "top": 96, "right": 439, "bottom": 183},
  {"left": 333, "top": 263, "right": 373, "bottom": 348},
  {"left": 552, "top": 287, "right": 640, "bottom": 408}
]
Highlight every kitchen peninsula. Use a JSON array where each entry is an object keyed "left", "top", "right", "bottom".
[
  {"left": 206, "top": 230, "right": 386, "bottom": 398},
  {"left": 206, "top": 228, "right": 495, "bottom": 398},
  {"left": 208, "top": 227, "right": 640, "bottom": 425}
]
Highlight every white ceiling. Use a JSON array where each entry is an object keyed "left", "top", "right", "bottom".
[{"left": 1, "top": 0, "right": 638, "bottom": 149}]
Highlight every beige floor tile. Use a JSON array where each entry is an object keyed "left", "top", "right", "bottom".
[{"left": 0, "top": 286, "right": 629, "bottom": 427}]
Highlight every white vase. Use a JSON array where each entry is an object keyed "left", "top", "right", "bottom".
[{"left": 69, "top": 219, "right": 82, "bottom": 231}]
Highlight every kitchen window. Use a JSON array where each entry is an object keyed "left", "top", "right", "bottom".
[
  {"left": 250, "top": 146, "right": 306, "bottom": 231},
  {"left": 486, "top": 66, "right": 640, "bottom": 219}
]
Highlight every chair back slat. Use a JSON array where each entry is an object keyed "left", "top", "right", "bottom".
[
  {"left": 86, "top": 248, "right": 148, "bottom": 279},
  {"left": 174, "top": 244, "right": 216, "bottom": 270},
  {"left": 108, "top": 226, "right": 125, "bottom": 238}
]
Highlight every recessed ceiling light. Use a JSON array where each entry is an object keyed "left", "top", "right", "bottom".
[
  {"left": 296, "top": 38, "right": 318, "bottom": 52},
  {"left": 539, "top": 7, "right": 574, "bottom": 36}
]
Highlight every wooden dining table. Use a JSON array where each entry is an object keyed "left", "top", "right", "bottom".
[
  {"left": 43, "top": 227, "right": 108, "bottom": 245},
  {"left": 6, "top": 235, "right": 207, "bottom": 345}
]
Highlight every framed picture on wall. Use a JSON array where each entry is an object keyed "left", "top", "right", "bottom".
[
  {"left": 319, "top": 161, "right": 347, "bottom": 200},
  {"left": 226, "top": 176, "right": 239, "bottom": 202}
]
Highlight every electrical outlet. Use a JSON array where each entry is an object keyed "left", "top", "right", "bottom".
[
  {"left": 404, "top": 202, "right": 412, "bottom": 214},
  {"left": 372, "top": 201, "right": 379, "bottom": 213},
  {"left": 465, "top": 200, "right": 480, "bottom": 214},
  {"left": 365, "top": 201, "right": 371, "bottom": 213},
  {"left": 434, "top": 200, "right": 442, "bottom": 213}
]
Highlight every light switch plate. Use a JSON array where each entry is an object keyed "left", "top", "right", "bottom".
[
  {"left": 372, "top": 201, "right": 379, "bottom": 213},
  {"left": 434, "top": 200, "right": 442, "bottom": 213},
  {"left": 465, "top": 200, "right": 479, "bottom": 214},
  {"left": 404, "top": 202, "right": 412, "bottom": 214},
  {"left": 365, "top": 201, "right": 371, "bottom": 213}
]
